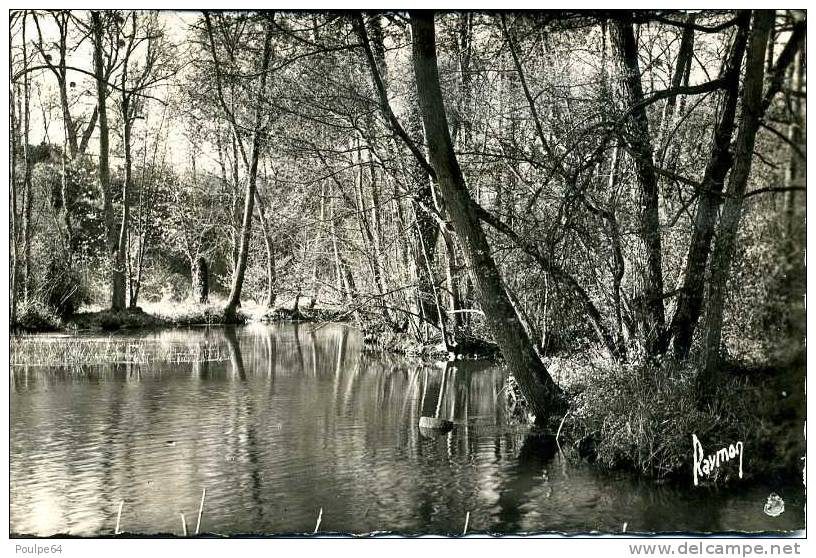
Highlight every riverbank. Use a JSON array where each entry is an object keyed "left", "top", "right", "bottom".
[
  {"left": 11, "top": 298, "right": 350, "bottom": 334},
  {"left": 553, "top": 351, "right": 805, "bottom": 486}
]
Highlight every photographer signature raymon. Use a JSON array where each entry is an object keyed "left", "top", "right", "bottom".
[{"left": 692, "top": 433, "right": 744, "bottom": 486}]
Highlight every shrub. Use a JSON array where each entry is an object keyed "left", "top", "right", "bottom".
[
  {"left": 14, "top": 299, "right": 62, "bottom": 332},
  {"left": 40, "top": 258, "right": 86, "bottom": 319},
  {"left": 565, "top": 358, "right": 802, "bottom": 483}
]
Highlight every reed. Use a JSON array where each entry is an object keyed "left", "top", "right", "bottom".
[
  {"left": 11, "top": 337, "right": 228, "bottom": 367},
  {"left": 195, "top": 488, "right": 206, "bottom": 535},
  {"left": 314, "top": 507, "right": 323, "bottom": 534},
  {"left": 114, "top": 500, "right": 124, "bottom": 535}
]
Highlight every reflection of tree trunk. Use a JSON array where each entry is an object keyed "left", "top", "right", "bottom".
[
  {"left": 335, "top": 327, "right": 348, "bottom": 376},
  {"left": 265, "top": 329, "right": 277, "bottom": 380},
  {"left": 495, "top": 433, "right": 558, "bottom": 532},
  {"left": 224, "top": 327, "right": 246, "bottom": 381},
  {"left": 410, "top": 12, "right": 564, "bottom": 421},
  {"left": 701, "top": 11, "right": 773, "bottom": 390},
  {"left": 293, "top": 323, "right": 305, "bottom": 372}
]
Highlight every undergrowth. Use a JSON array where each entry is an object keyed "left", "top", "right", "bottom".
[{"left": 563, "top": 356, "right": 804, "bottom": 483}]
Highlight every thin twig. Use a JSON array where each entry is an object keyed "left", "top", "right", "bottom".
[
  {"left": 180, "top": 512, "right": 188, "bottom": 537},
  {"left": 463, "top": 511, "right": 470, "bottom": 535}
]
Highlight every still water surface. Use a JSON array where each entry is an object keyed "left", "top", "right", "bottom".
[{"left": 10, "top": 324, "right": 805, "bottom": 535}]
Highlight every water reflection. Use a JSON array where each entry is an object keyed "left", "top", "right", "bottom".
[{"left": 10, "top": 324, "right": 805, "bottom": 536}]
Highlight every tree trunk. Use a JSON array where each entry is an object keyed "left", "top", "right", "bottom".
[
  {"left": 440, "top": 222, "right": 462, "bottom": 331},
  {"left": 606, "top": 143, "right": 626, "bottom": 354},
  {"left": 230, "top": 133, "right": 242, "bottom": 270},
  {"left": 255, "top": 190, "right": 276, "bottom": 308},
  {"left": 309, "top": 183, "right": 326, "bottom": 309},
  {"left": 115, "top": 70, "right": 132, "bottom": 312},
  {"left": 328, "top": 189, "right": 356, "bottom": 305},
  {"left": 410, "top": 12, "right": 564, "bottom": 421},
  {"left": 784, "top": 45, "right": 804, "bottom": 238},
  {"left": 92, "top": 11, "right": 121, "bottom": 311},
  {"left": 22, "top": 26, "right": 33, "bottom": 304},
  {"left": 700, "top": 10, "right": 773, "bottom": 390},
  {"left": 655, "top": 14, "right": 696, "bottom": 162},
  {"left": 222, "top": 19, "right": 274, "bottom": 320},
  {"left": 10, "top": 69, "right": 18, "bottom": 325},
  {"left": 406, "top": 67, "right": 441, "bottom": 326},
  {"left": 667, "top": 12, "right": 750, "bottom": 360},
  {"left": 610, "top": 15, "right": 667, "bottom": 356},
  {"left": 194, "top": 256, "right": 209, "bottom": 304}
]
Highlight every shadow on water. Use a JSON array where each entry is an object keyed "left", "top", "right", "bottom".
[{"left": 10, "top": 324, "right": 806, "bottom": 536}]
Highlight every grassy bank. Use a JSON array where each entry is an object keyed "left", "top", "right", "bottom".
[
  {"left": 554, "top": 352, "right": 805, "bottom": 485},
  {"left": 11, "top": 296, "right": 352, "bottom": 334}
]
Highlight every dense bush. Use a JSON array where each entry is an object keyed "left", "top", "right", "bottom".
[
  {"left": 14, "top": 299, "right": 63, "bottom": 332},
  {"left": 39, "top": 257, "right": 87, "bottom": 319},
  {"left": 565, "top": 357, "right": 804, "bottom": 483}
]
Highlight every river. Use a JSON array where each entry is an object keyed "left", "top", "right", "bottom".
[{"left": 10, "top": 323, "right": 805, "bottom": 536}]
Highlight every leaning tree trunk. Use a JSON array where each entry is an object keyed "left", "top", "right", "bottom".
[
  {"left": 92, "top": 11, "right": 122, "bottom": 311},
  {"left": 668, "top": 12, "right": 750, "bottom": 360},
  {"left": 700, "top": 11, "right": 773, "bottom": 391},
  {"left": 610, "top": 15, "right": 667, "bottom": 356},
  {"left": 410, "top": 11, "right": 564, "bottom": 421}
]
